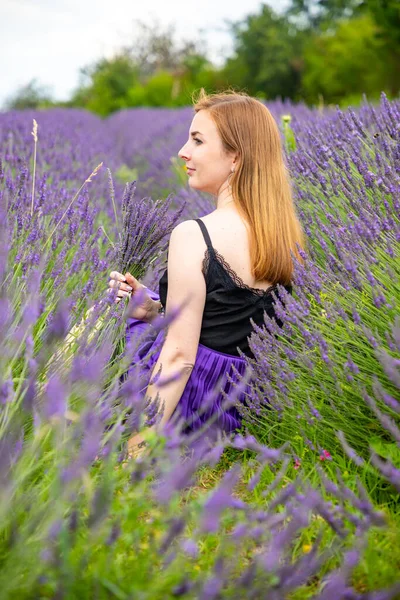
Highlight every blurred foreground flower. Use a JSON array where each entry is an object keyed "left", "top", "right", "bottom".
[{"left": 319, "top": 449, "right": 332, "bottom": 461}]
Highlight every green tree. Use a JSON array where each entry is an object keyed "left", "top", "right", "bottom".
[
  {"left": 172, "top": 55, "right": 229, "bottom": 105},
  {"left": 71, "top": 53, "right": 139, "bottom": 116},
  {"left": 301, "top": 13, "right": 391, "bottom": 104},
  {"left": 366, "top": 0, "right": 400, "bottom": 95},
  {"left": 4, "top": 79, "right": 54, "bottom": 110},
  {"left": 128, "top": 71, "right": 174, "bottom": 107},
  {"left": 286, "top": 0, "right": 399, "bottom": 99},
  {"left": 126, "top": 20, "right": 207, "bottom": 78},
  {"left": 285, "top": 0, "right": 365, "bottom": 28},
  {"left": 70, "top": 20, "right": 214, "bottom": 114},
  {"left": 222, "top": 4, "right": 306, "bottom": 100}
]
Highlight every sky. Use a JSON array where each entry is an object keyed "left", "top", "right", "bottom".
[{"left": 0, "top": 0, "right": 290, "bottom": 108}]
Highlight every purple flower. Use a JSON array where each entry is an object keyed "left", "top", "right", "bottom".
[
  {"left": 200, "top": 463, "right": 243, "bottom": 533},
  {"left": 180, "top": 538, "right": 199, "bottom": 558},
  {"left": 0, "top": 379, "right": 13, "bottom": 404},
  {"left": 43, "top": 374, "right": 66, "bottom": 420},
  {"left": 46, "top": 302, "right": 70, "bottom": 341},
  {"left": 153, "top": 453, "right": 199, "bottom": 505}
]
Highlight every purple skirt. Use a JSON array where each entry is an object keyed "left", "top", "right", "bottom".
[{"left": 125, "top": 289, "right": 253, "bottom": 448}]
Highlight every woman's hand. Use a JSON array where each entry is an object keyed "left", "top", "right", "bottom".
[
  {"left": 126, "top": 430, "right": 150, "bottom": 460},
  {"left": 126, "top": 424, "right": 165, "bottom": 461},
  {"left": 108, "top": 271, "right": 159, "bottom": 322}
]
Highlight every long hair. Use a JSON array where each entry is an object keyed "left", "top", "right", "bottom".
[{"left": 193, "top": 89, "right": 306, "bottom": 286}]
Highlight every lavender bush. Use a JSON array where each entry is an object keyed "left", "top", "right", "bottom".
[{"left": 237, "top": 94, "right": 400, "bottom": 498}]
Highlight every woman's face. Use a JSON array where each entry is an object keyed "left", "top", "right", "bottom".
[{"left": 178, "top": 110, "right": 236, "bottom": 196}]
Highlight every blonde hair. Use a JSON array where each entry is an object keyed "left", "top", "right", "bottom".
[{"left": 193, "top": 89, "right": 306, "bottom": 286}]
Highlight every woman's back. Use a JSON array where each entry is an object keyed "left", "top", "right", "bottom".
[
  {"left": 159, "top": 210, "right": 292, "bottom": 358},
  {"left": 199, "top": 207, "right": 274, "bottom": 292}
]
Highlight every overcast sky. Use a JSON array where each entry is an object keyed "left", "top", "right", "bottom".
[{"left": 0, "top": 0, "right": 290, "bottom": 108}]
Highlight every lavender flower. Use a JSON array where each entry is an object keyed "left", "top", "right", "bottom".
[{"left": 115, "top": 179, "right": 185, "bottom": 278}]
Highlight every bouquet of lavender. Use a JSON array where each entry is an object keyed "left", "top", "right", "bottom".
[
  {"left": 54, "top": 171, "right": 185, "bottom": 382},
  {"left": 104, "top": 172, "right": 185, "bottom": 371},
  {"left": 113, "top": 175, "right": 185, "bottom": 280}
]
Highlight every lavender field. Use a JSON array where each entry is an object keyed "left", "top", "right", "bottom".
[{"left": 0, "top": 95, "right": 399, "bottom": 599}]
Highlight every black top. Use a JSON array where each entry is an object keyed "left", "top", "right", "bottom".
[{"left": 158, "top": 218, "right": 292, "bottom": 358}]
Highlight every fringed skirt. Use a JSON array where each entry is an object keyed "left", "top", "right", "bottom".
[{"left": 125, "top": 288, "right": 253, "bottom": 450}]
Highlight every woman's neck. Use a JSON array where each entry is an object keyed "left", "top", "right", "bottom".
[{"left": 216, "top": 187, "right": 235, "bottom": 210}]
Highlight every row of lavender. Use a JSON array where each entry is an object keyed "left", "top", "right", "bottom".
[
  {"left": 0, "top": 97, "right": 399, "bottom": 597},
  {"left": 245, "top": 96, "right": 400, "bottom": 484}
]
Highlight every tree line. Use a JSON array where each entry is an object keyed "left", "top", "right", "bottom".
[{"left": 5, "top": 0, "right": 399, "bottom": 114}]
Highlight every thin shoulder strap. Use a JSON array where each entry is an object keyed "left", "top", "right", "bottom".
[{"left": 194, "top": 218, "right": 214, "bottom": 253}]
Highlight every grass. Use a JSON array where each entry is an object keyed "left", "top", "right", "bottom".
[{"left": 169, "top": 444, "right": 400, "bottom": 597}]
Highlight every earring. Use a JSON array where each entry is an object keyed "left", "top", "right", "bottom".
[{"left": 231, "top": 166, "right": 235, "bottom": 173}]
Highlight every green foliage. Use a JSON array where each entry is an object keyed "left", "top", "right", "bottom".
[
  {"left": 366, "top": 0, "right": 400, "bottom": 95},
  {"left": 71, "top": 53, "right": 140, "bottom": 116},
  {"left": 365, "top": 0, "right": 400, "bottom": 48},
  {"left": 286, "top": 0, "right": 365, "bottom": 28},
  {"left": 67, "top": 20, "right": 220, "bottom": 114},
  {"left": 138, "top": 70, "right": 175, "bottom": 107},
  {"left": 301, "top": 14, "right": 394, "bottom": 104},
  {"left": 4, "top": 79, "right": 55, "bottom": 111},
  {"left": 114, "top": 164, "right": 139, "bottom": 185},
  {"left": 222, "top": 4, "right": 305, "bottom": 100}
]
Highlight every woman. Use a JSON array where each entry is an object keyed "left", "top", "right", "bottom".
[{"left": 108, "top": 90, "right": 305, "bottom": 457}]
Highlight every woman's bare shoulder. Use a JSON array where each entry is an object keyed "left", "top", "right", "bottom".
[
  {"left": 171, "top": 219, "right": 210, "bottom": 256},
  {"left": 198, "top": 210, "right": 248, "bottom": 241}
]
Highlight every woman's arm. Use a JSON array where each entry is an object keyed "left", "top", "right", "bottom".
[{"left": 129, "top": 220, "right": 206, "bottom": 440}]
